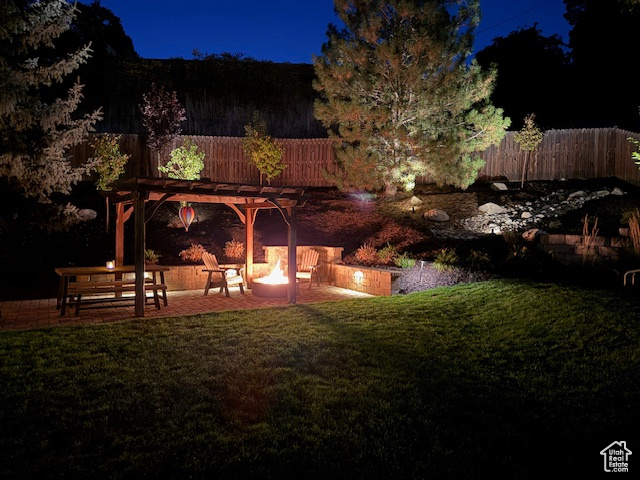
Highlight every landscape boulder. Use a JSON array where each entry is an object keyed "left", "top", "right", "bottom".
[
  {"left": 77, "top": 209, "right": 97, "bottom": 222},
  {"left": 478, "top": 202, "right": 506, "bottom": 215},
  {"left": 522, "top": 228, "right": 547, "bottom": 242},
  {"left": 424, "top": 209, "right": 449, "bottom": 222},
  {"left": 568, "top": 190, "right": 587, "bottom": 200}
]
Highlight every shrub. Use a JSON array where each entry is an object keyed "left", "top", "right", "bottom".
[
  {"left": 144, "top": 249, "right": 161, "bottom": 265},
  {"left": 376, "top": 243, "right": 398, "bottom": 265},
  {"left": 433, "top": 248, "right": 459, "bottom": 272},
  {"left": 91, "top": 134, "right": 130, "bottom": 191},
  {"left": 180, "top": 243, "right": 206, "bottom": 263},
  {"left": 581, "top": 214, "right": 599, "bottom": 266},
  {"left": 467, "top": 249, "right": 492, "bottom": 271},
  {"left": 547, "top": 220, "right": 562, "bottom": 231},
  {"left": 627, "top": 209, "right": 640, "bottom": 256},
  {"left": 158, "top": 137, "right": 205, "bottom": 180},
  {"left": 224, "top": 239, "right": 244, "bottom": 259},
  {"left": 395, "top": 252, "right": 416, "bottom": 269},
  {"left": 621, "top": 210, "right": 636, "bottom": 226},
  {"left": 355, "top": 243, "right": 378, "bottom": 265}
]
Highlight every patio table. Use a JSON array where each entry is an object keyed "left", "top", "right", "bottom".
[{"left": 55, "top": 265, "right": 169, "bottom": 315}]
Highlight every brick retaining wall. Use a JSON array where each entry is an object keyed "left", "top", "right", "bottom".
[
  {"left": 89, "top": 246, "right": 398, "bottom": 297},
  {"left": 537, "top": 233, "right": 635, "bottom": 265},
  {"left": 330, "top": 264, "right": 402, "bottom": 296}
]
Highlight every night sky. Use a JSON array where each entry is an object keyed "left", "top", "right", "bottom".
[{"left": 98, "top": 0, "right": 571, "bottom": 63}]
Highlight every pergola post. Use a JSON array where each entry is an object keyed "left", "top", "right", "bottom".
[
  {"left": 287, "top": 207, "right": 297, "bottom": 304},
  {"left": 134, "top": 191, "right": 147, "bottom": 317},
  {"left": 115, "top": 203, "right": 125, "bottom": 267},
  {"left": 245, "top": 207, "right": 255, "bottom": 286}
]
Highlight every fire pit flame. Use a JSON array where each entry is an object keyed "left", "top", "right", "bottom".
[
  {"left": 252, "top": 260, "right": 291, "bottom": 297},
  {"left": 258, "top": 260, "right": 288, "bottom": 285}
]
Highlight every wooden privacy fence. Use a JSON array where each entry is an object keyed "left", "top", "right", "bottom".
[
  {"left": 71, "top": 135, "right": 339, "bottom": 187},
  {"left": 470, "top": 128, "right": 640, "bottom": 186},
  {"left": 70, "top": 128, "right": 640, "bottom": 187}
]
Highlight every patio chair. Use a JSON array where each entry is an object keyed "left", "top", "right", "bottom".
[
  {"left": 623, "top": 268, "right": 640, "bottom": 286},
  {"left": 296, "top": 249, "right": 320, "bottom": 289},
  {"left": 202, "top": 252, "right": 245, "bottom": 297}
]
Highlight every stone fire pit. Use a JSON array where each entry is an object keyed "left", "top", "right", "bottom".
[
  {"left": 251, "top": 260, "right": 295, "bottom": 298},
  {"left": 251, "top": 277, "right": 290, "bottom": 298}
]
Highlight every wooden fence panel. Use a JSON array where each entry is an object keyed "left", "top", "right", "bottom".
[{"left": 69, "top": 128, "right": 640, "bottom": 188}]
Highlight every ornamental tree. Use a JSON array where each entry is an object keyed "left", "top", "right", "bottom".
[
  {"left": 242, "top": 113, "right": 286, "bottom": 184},
  {"left": 140, "top": 83, "right": 186, "bottom": 165},
  {"left": 513, "top": 113, "right": 544, "bottom": 188},
  {"left": 158, "top": 137, "right": 205, "bottom": 180},
  {"left": 0, "top": 0, "right": 103, "bottom": 220},
  {"left": 313, "top": 0, "right": 510, "bottom": 195},
  {"left": 92, "top": 134, "right": 130, "bottom": 191}
]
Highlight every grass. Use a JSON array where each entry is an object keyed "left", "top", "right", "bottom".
[{"left": 1, "top": 279, "right": 639, "bottom": 479}]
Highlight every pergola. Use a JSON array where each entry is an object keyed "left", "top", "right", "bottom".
[{"left": 107, "top": 177, "right": 307, "bottom": 316}]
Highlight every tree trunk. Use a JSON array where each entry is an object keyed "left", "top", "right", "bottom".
[
  {"left": 384, "top": 182, "right": 398, "bottom": 197},
  {"left": 520, "top": 151, "right": 530, "bottom": 189}
]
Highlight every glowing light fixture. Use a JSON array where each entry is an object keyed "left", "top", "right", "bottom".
[
  {"left": 354, "top": 270, "right": 364, "bottom": 282},
  {"left": 106, "top": 260, "right": 115, "bottom": 270},
  {"left": 179, "top": 204, "right": 195, "bottom": 231}
]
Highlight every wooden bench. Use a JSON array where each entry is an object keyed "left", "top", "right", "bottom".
[{"left": 62, "top": 280, "right": 167, "bottom": 316}]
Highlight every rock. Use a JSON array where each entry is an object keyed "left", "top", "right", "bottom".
[
  {"left": 522, "top": 228, "right": 547, "bottom": 242},
  {"left": 568, "top": 190, "right": 587, "bottom": 199},
  {"left": 595, "top": 190, "right": 610, "bottom": 197},
  {"left": 77, "top": 209, "right": 97, "bottom": 221},
  {"left": 424, "top": 209, "right": 449, "bottom": 222},
  {"left": 491, "top": 182, "right": 508, "bottom": 191},
  {"left": 478, "top": 202, "right": 506, "bottom": 214},
  {"left": 611, "top": 187, "right": 625, "bottom": 196},
  {"left": 409, "top": 195, "right": 423, "bottom": 206},
  {"left": 521, "top": 211, "right": 533, "bottom": 219}
]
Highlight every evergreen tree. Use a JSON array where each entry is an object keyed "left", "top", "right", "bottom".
[
  {"left": 0, "top": 0, "right": 103, "bottom": 219},
  {"left": 475, "top": 26, "right": 570, "bottom": 130},
  {"left": 564, "top": 0, "right": 640, "bottom": 129},
  {"left": 313, "top": 0, "right": 509, "bottom": 194}
]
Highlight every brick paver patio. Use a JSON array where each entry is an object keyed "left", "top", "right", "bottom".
[{"left": 0, "top": 285, "right": 373, "bottom": 331}]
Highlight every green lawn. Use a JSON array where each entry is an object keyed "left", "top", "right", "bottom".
[{"left": 1, "top": 280, "right": 639, "bottom": 479}]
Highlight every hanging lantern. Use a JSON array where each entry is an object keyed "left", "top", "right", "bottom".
[{"left": 179, "top": 204, "right": 195, "bottom": 231}]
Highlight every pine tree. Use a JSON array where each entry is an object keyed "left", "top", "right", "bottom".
[
  {"left": 0, "top": 0, "right": 103, "bottom": 215},
  {"left": 313, "top": 0, "right": 510, "bottom": 194}
]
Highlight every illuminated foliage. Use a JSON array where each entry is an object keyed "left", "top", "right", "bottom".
[
  {"left": 242, "top": 113, "right": 286, "bottom": 184},
  {"left": 513, "top": 113, "right": 544, "bottom": 187},
  {"left": 158, "top": 137, "right": 205, "bottom": 180},
  {"left": 0, "top": 0, "right": 102, "bottom": 216},
  {"left": 314, "top": 0, "right": 510, "bottom": 194},
  {"left": 92, "top": 134, "right": 130, "bottom": 191}
]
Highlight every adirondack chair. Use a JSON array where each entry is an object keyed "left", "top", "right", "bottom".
[
  {"left": 202, "top": 252, "right": 245, "bottom": 297},
  {"left": 296, "top": 249, "right": 320, "bottom": 289}
]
